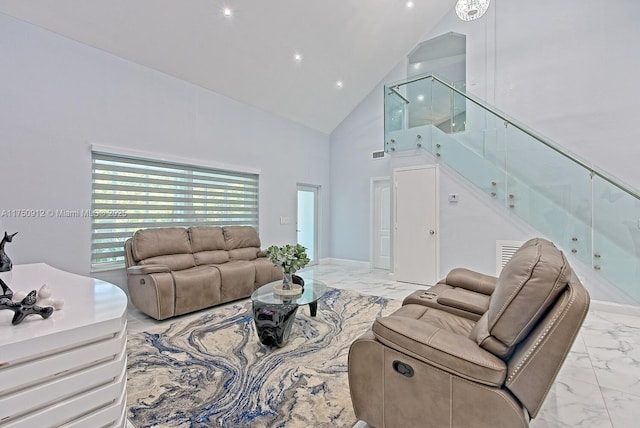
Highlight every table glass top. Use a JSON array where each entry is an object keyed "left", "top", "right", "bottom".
[{"left": 251, "top": 275, "right": 327, "bottom": 306}]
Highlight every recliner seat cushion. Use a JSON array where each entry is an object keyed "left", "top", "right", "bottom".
[
  {"left": 229, "top": 247, "right": 260, "bottom": 261},
  {"left": 253, "top": 257, "right": 283, "bottom": 285},
  {"left": 470, "top": 238, "right": 572, "bottom": 358},
  {"left": 172, "top": 266, "right": 222, "bottom": 316},
  {"left": 193, "top": 250, "right": 230, "bottom": 265},
  {"left": 215, "top": 261, "right": 256, "bottom": 302},
  {"left": 138, "top": 253, "right": 196, "bottom": 271},
  {"left": 391, "top": 304, "right": 476, "bottom": 336},
  {"left": 373, "top": 304, "right": 506, "bottom": 386}
]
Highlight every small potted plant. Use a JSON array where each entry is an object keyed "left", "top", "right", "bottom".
[{"left": 264, "top": 243, "right": 310, "bottom": 290}]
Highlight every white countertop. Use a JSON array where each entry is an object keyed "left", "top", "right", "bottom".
[{"left": 0, "top": 263, "right": 128, "bottom": 362}]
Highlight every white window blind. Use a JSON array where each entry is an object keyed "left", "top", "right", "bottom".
[{"left": 91, "top": 151, "right": 259, "bottom": 271}]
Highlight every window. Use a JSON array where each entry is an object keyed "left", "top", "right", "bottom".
[{"left": 91, "top": 151, "right": 259, "bottom": 271}]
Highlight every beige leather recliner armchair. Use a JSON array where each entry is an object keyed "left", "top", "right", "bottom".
[{"left": 348, "top": 238, "right": 590, "bottom": 428}]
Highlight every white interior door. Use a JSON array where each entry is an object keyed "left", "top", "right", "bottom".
[
  {"left": 297, "top": 184, "right": 319, "bottom": 265},
  {"left": 393, "top": 166, "right": 438, "bottom": 285},
  {"left": 372, "top": 178, "right": 391, "bottom": 270}
]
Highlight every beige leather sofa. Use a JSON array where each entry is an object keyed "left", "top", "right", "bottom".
[
  {"left": 124, "top": 226, "right": 282, "bottom": 320},
  {"left": 348, "top": 238, "right": 590, "bottom": 428}
]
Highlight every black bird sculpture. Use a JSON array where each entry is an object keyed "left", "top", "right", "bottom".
[{"left": 0, "top": 231, "right": 18, "bottom": 272}]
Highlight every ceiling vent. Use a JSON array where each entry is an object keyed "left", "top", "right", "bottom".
[{"left": 372, "top": 150, "right": 386, "bottom": 160}]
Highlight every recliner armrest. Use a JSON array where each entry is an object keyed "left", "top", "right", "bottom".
[
  {"left": 127, "top": 264, "right": 171, "bottom": 275},
  {"left": 443, "top": 268, "right": 497, "bottom": 295},
  {"left": 373, "top": 315, "right": 506, "bottom": 387}
]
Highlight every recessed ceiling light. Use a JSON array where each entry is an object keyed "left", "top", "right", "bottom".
[
  {"left": 417, "top": 94, "right": 425, "bottom": 101},
  {"left": 406, "top": 1, "right": 415, "bottom": 9},
  {"left": 336, "top": 80, "right": 344, "bottom": 89},
  {"left": 223, "top": 7, "right": 233, "bottom": 18},
  {"left": 293, "top": 53, "right": 303, "bottom": 63}
]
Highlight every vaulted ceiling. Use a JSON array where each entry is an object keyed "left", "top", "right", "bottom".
[{"left": 0, "top": 0, "right": 454, "bottom": 133}]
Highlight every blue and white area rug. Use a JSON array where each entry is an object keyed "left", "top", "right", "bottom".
[{"left": 126, "top": 288, "right": 401, "bottom": 428}]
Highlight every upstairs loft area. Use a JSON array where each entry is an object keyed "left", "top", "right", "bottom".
[{"left": 385, "top": 73, "right": 640, "bottom": 305}]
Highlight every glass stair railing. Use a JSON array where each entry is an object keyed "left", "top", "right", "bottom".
[{"left": 385, "top": 73, "right": 640, "bottom": 304}]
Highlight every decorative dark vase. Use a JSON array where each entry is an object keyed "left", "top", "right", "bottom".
[{"left": 0, "top": 231, "right": 18, "bottom": 272}]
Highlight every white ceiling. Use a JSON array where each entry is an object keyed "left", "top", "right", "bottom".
[{"left": 0, "top": 0, "right": 454, "bottom": 134}]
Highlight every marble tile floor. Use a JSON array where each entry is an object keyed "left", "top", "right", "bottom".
[{"left": 126, "top": 263, "right": 640, "bottom": 428}]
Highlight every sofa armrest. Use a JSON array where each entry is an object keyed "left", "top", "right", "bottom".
[
  {"left": 443, "top": 268, "right": 497, "bottom": 295},
  {"left": 372, "top": 315, "right": 506, "bottom": 387},
  {"left": 126, "top": 265, "right": 175, "bottom": 320},
  {"left": 127, "top": 264, "right": 171, "bottom": 275}
]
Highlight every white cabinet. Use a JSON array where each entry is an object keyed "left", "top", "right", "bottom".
[{"left": 0, "top": 264, "right": 128, "bottom": 427}]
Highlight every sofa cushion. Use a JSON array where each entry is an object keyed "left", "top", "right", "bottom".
[
  {"left": 131, "top": 227, "right": 191, "bottom": 261},
  {"left": 138, "top": 254, "right": 196, "bottom": 271},
  {"left": 229, "top": 247, "right": 260, "bottom": 261},
  {"left": 172, "top": 266, "right": 221, "bottom": 316},
  {"left": 253, "top": 257, "right": 283, "bottom": 285},
  {"left": 223, "top": 226, "right": 261, "bottom": 250},
  {"left": 470, "top": 238, "right": 571, "bottom": 358},
  {"left": 193, "top": 250, "right": 230, "bottom": 266},
  {"left": 188, "top": 226, "right": 226, "bottom": 252},
  {"left": 214, "top": 261, "right": 256, "bottom": 302}
]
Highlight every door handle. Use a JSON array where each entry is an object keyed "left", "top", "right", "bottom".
[{"left": 429, "top": 230, "right": 436, "bottom": 235}]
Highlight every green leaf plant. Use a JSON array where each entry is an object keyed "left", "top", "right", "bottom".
[{"left": 264, "top": 243, "right": 310, "bottom": 274}]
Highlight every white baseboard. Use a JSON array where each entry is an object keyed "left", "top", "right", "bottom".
[
  {"left": 590, "top": 300, "right": 640, "bottom": 317},
  {"left": 319, "top": 258, "right": 372, "bottom": 269}
]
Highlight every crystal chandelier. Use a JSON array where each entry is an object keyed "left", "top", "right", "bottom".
[{"left": 455, "top": 0, "right": 491, "bottom": 21}]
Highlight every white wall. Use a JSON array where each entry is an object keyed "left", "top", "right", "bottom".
[
  {"left": 329, "top": 0, "right": 640, "bottom": 303},
  {"left": 469, "top": 0, "right": 640, "bottom": 188},
  {"left": 329, "top": 61, "right": 405, "bottom": 261},
  {"left": 0, "top": 14, "right": 331, "bottom": 287}
]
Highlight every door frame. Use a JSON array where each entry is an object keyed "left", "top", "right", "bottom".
[
  {"left": 392, "top": 164, "right": 440, "bottom": 283},
  {"left": 296, "top": 183, "right": 320, "bottom": 266},
  {"left": 370, "top": 176, "right": 391, "bottom": 270}
]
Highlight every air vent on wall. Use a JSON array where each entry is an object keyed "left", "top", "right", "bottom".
[
  {"left": 495, "top": 240, "right": 525, "bottom": 275},
  {"left": 372, "top": 150, "right": 386, "bottom": 160}
]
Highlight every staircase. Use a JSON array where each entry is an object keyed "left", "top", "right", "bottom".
[{"left": 385, "top": 73, "right": 640, "bottom": 304}]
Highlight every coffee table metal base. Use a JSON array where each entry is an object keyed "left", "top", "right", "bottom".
[
  {"left": 251, "top": 277, "right": 327, "bottom": 347},
  {"left": 252, "top": 301, "right": 299, "bottom": 347}
]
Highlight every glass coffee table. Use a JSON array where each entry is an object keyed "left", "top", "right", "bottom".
[{"left": 251, "top": 275, "right": 327, "bottom": 347}]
